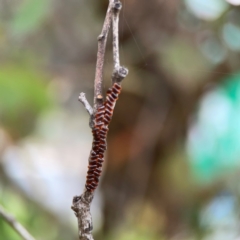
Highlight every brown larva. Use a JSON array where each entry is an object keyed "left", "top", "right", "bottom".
[{"left": 85, "top": 83, "right": 122, "bottom": 192}]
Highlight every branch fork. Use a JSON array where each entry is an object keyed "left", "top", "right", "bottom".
[{"left": 72, "top": 1, "right": 128, "bottom": 239}]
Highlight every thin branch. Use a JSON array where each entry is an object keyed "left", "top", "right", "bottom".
[
  {"left": 78, "top": 93, "right": 94, "bottom": 116},
  {"left": 72, "top": 1, "right": 128, "bottom": 239},
  {"left": 112, "top": 0, "right": 128, "bottom": 84},
  {"left": 0, "top": 204, "right": 36, "bottom": 240},
  {"left": 112, "top": 0, "right": 121, "bottom": 70},
  {"left": 94, "top": 0, "right": 114, "bottom": 110},
  {"left": 78, "top": 92, "right": 94, "bottom": 128}
]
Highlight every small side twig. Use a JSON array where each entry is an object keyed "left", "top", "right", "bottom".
[
  {"left": 78, "top": 93, "right": 94, "bottom": 128},
  {"left": 0, "top": 204, "right": 36, "bottom": 240},
  {"left": 78, "top": 93, "right": 94, "bottom": 117}
]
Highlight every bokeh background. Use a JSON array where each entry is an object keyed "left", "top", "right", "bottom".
[{"left": 1, "top": 0, "right": 240, "bottom": 239}]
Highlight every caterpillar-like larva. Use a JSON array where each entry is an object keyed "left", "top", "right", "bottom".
[
  {"left": 85, "top": 83, "right": 122, "bottom": 192},
  {"left": 104, "top": 83, "right": 122, "bottom": 126},
  {"left": 85, "top": 105, "right": 106, "bottom": 192}
]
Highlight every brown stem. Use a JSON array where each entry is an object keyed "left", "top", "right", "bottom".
[{"left": 94, "top": 1, "right": 114, "bottom": 110}]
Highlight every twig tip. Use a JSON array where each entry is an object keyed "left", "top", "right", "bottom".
[
  {"left": 113, "top": 1, "right": 122, "bottom": 12},
  {"left": 97, "top": 34, "right": 105, "bottom": 41},
  {"left": 78, "top": 92, "right": 86, "bottom": 101},
  {"left": 113, "top": 66, "right": 129, "bottom": 83}
]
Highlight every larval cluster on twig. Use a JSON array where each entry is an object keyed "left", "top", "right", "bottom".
[{"left": 72, "top": 1, "right": 128, "bottom": 239}]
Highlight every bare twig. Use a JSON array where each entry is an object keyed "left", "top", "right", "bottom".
[
  {"left": 78, "top": 93, "right": 94, "bottom": 117},
  {"left": 78, "top": 92, "right": 94, "bottom": 128},
  {"left": 112, "top": 0, "right": 121, "bottom": 70},
  {"left": 72, "top": 1, "right": 128, "bottom": 239},
  {"left": 0, "top": 204, "right": 36, "bottom": 240},
  {"left": 94, "top": 1, "right": 114, "bottom": 110},
  {"left": 112, "top": 0, "right": 128, "bottom": 84}
]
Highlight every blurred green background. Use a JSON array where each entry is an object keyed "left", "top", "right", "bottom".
[{"left": 1, "top": 0, "right": 240, "bottom": 239}]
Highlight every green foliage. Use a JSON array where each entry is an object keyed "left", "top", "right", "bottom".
[
  {"left": 0, "top": 221, "right": 22, "bottom": 240},
  {"left": 223, "top": 23, "right": 240, "bottom": 51},
  {"left": 0, "top": 186, "right": 74, "bottom": 240},
  {"left": 188, "top": 73, "right": 240, "bottom": 184},
  {"left": 161, "top": 38, "right": 209, "bottom": 90},
  {"left": 0, "top": 63, "right": 52, "bottom": 138},
  {"left": 10, "top": 0, "right": 51, "bottom": 35},
  {"left": 0, "top": 191, "right": 28, "bottom": 240},
  {"left": 106, "top": 229, "right": 163, "bottom": 240}
]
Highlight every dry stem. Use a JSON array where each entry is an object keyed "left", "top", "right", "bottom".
[
  {"left": 78, "top": 93, "right": 93, "bottom": 117},
  {"left": 72, "top": 1, "right": 128, "bottom": 239},
  {"left": 94, "top": 1, "right": 113, "bottom": 110},
  {"left": 112, "top": 0, "right": 128, "bottom": 84},
  {"left": 0, "top": 204, "right": 36, "bottom": 240},
  {"left": 78, "top": 93, "right": 94, "bottom": 128}
]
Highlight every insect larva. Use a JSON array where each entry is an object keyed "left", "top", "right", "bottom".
[
  {"left": 88, "top": 168, "right": 97, "bottom": 174},
  {"left": 85, "top": 83, "right": 122, "bottom": 192},
  {"left": 107, "top": 94, "right": 115, "bottom": 103},
  {"left": 104, "top": 115, "right": 111, "bottom": 125},
  {"left": 95, "top": 168, "right": 101, "bottom": 173},
  {"left": 86, "top": 175, "right": 95, "bottom": 181},
  {"left": 101, "top": 126, "right": 108, "bottom": 131},
  {"left": 87, "top": 169, "right": 95, "bottom": 174},
  {"left": 90, "top": 182, "right": 98, "bottom": 188},
  {"left": 105, "top": 105, "right": 113, "bottom": 113},
  {"left": 85, "top": 104, "right": 106, "bottom": 192},
  {"left": 105, "top": 108, "right": 112, "bottom": 116},
  {"left": 112, "top": 86, "right": 121, "bottom": 94},
  {"left": 94, "top": 171, "right": 101, "bottom": 177},
  {"left": 110, "top": 92, "right": 118, "bottom": 99},
  {"left": 98, "top": 146, "right": 106, "bottom": 152}
]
